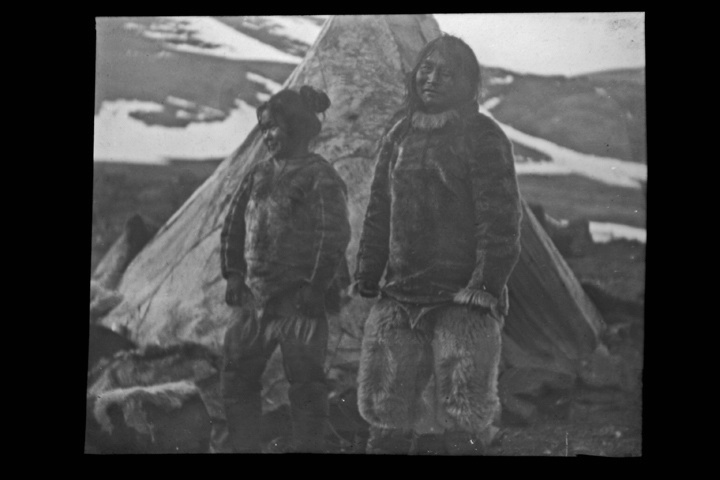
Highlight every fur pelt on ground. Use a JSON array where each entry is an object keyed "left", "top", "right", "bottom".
[
  {"left": 92, "top": 380, "right": 199, "bottom": 435},
  {"left": 87, "top": 380, "right": 212, "bottom": 453},
  {"left": 88, "top": 342, "right": 221, "bottom": 394},
  {"left": 86, "top": 341, "right": 223, "bottom": 454}
]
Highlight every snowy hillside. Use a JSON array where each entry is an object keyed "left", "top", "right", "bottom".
[
  {"left": 495, "top": 115, "right": 647, "bottom": 189},
  {"left": 95, "top": 15, "right": 645, "bottom": 182},
  {"left": 94, "top": 16, "right": 323, "bottom": 163},
  {"left": 94, "top": 14, "right": 647, "bottom": 245},
  {"left": 125, "top": 17, "right": 304, "bottom": 63}
]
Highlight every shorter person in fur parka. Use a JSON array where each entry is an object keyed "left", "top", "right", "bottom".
[
  {"left": 220, "top": 86, "right": 351, "bottom": 453},
  {"left": 354, "top": 35, "right": 522, "bottom": 455}
]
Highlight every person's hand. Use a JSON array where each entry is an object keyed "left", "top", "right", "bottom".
[
  {"left": 296, "top": 283, "right": 326, "bottom": 317},
  {"left": 356, "top": 280, "right": 380, "bottom": 298},
  {"left": 226, "top": 275, "right": 252, "bottom": 307}
]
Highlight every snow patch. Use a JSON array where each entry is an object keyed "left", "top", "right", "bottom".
[
  {"left": 477, "top": 106, "right": 646, "bottom": 188},
  {"left": 165, "top": 96, "right": 197, "bottom": 110},
  {"left": 488, "top": 75, "right": 514, "bottom": 85},
  {"left": 137, "top": 17, "right": 303, "bottom": 64},
  {"left": 499, "top": 122, "right": 646, "bottom": 188},
  {"left": 589, "top": 222, "right": 646, "bottom": 244},
  {"left": 94, "top": 99, "right": 257, "bottom": 164},
  {"left": 481, "top": 97, "right": 502, "bottom": 110},
  {"left": 246, "top": 72, "right": 284, "bottom": 94},
  {"left": 164, "top": 96, "right": 225, "bottom": 121},
  {"left": 515, "top": 162, "right": 574, "bottom": 175},
  {"left": 257, "top": 16, "right": 324, "bottom": 45}
]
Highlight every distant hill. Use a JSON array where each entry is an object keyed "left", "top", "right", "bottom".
[
  {"left": 95, "top": 17, "right": 308, "bottom": 124},
  {"left": 481, "top": 66, "right": 646, "bottom": 164}
]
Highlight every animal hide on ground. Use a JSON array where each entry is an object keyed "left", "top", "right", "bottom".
[
  {"left": 87, "top": 380, "right": 212, "bottom": 453},
  {"left": 86, "top": 342, "right": 222, "bottom": 453},
  {"left": 92, "top": 380, "right": 198, "bottom": 435}
]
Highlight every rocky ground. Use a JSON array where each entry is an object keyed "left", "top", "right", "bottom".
[{"left": 493, "top": 239, "right": 644, "bottom": 457}]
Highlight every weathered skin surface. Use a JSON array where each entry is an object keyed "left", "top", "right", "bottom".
[{"left": 100, "top": 15, "right": 612, "bottom": 419}]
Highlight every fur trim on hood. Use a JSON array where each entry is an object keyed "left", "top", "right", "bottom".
[{"left": 410, "top": 108, "right": 461, "bottom": 130}]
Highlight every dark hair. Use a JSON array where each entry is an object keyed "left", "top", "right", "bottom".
[
  {"left": 256, "top": 86, "right": 331, "bottom": 141},
  {"left": 402, "top": 34, "right": 482, "bottom": 114}
]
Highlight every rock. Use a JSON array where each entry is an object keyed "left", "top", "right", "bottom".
[
  {"left": 578, "top": 346, "right": 638, "bottom": 392},
  {"left": 529, "top": 203, "right": 594, "bottom": 257},
  {"left": 581, "top": 282, "right": 644, "bottom": 321},
  {"left": 498, "top": 366, "right": 575, "bottom": 423}
]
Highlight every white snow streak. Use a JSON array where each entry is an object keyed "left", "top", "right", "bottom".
[
  {"left": 93, "top": 99, "right": 257, "bottom": 164},
  {"left": 141, "top": 17, "right": 303, "bottom": 64},
  {"left": 258, "top": 16, "right": 324, "bottom": 45},
  {"left": 246, "top": 72, "right": 284, "bottom": 94},
  {"left": 481, "top": 97, "right": 502, "bottom": 110},
  {"left": 488, "top": 75, "right": 514, "bottom": 85},
  {"left": 589, "top": 222, "right": 646, "bottom": 243},
  {"left": 500, "top": 122, "right": 646, "bottom": 188}
]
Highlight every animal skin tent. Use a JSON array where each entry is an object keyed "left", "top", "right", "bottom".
[{"left": 98, "top": 14, "right": 613, "bottom": 421}]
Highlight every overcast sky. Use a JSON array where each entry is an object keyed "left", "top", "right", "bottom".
[{"left": 435, "top": 12, "right": 645, "bottom": 76}]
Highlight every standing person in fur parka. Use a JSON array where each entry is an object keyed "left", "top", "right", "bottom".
[
  {"left": 220, "top": 86, "right": 351, "bottom": 453},
  {"left": 354, "top": 35, "right": 523, "bottom": 455}
]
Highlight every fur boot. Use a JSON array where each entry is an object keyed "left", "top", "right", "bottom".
[
  {"left": 432, "top": 306, "right": 503, "bottom": 437},
  {"left": 288, "top": 381, "right": 329, "bottom": 453},
  {"left": 223, "top": 388, "right": 263, "bottom": 453},
  {"left": 356, "top": 299, "right": 434, "bottom": 429}
]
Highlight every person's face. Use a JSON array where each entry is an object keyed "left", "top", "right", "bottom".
[
  {"left": 414, "top": 50, "right": 473, "bottom": 113},
  {"left": 259, "top": 109, "right": 297, "bottom": 158}
]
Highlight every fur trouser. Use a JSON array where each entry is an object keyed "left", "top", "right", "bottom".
[
  {"left": 221, "top": 291, "right": 329, "bottom": 453},
  {"left": 357, "top": 297, "right": 502, "bottom": 453}
]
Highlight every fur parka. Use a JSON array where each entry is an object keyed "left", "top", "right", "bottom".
[
  {"left": 355, "top": 102, "right": 522, "bottom": 315},
  {"left": 221, "top": 154, "right": 351, "bottom": 308}
]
